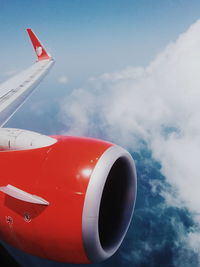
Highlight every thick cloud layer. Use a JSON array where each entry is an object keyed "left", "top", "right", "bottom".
[{"left": 60, "top": 20, "right": 200, "bottom": 262}]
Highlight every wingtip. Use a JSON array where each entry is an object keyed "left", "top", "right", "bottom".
[{"left": 26, "top": 28, "right": 52, "bottom": 61}]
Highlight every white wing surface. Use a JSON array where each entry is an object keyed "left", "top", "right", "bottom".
[{"left": 0, "top": 29, "right": 54, "bottom": 127}]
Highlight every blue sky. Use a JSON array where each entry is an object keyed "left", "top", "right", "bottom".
[
  {"left": 1, "top": 0, "right": 200, "bottom": 82},
  {"left": 0, "top": 0, "right": 197, "bottom": 135},
  {"left": 3, "top": 0, "right": 200, "bottom": 133}
]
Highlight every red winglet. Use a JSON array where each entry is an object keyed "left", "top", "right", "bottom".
[{"left": 27, "top": 28, "right": 51, "bottom": 61}]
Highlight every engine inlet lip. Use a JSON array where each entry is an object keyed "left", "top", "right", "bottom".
[{"left": 82, "top": 145, "right": 137, "bottom": 263}]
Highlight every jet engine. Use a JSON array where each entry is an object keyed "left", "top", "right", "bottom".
[{"left": 0, "top": 128, "right": 137, "bottom": 263}]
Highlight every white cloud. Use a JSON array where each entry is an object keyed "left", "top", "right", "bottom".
[
  {"left": 58, "top": 75, "right": 69, "bottom": 84},
  {"left": 60, "top": 19, "right": 200, "bottom": 259}
]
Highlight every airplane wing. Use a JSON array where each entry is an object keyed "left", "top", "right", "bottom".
[{"left": 0, "top": 29, "right": 54, "bottom": 127}]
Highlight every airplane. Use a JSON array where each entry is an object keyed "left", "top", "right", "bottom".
[{"left": 0, "top": 29, "right": 137, "bottom": 264}]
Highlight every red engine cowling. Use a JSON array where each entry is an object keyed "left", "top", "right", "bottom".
[{"left": 0, "top": 128, "right": 137, "bottom": 263}]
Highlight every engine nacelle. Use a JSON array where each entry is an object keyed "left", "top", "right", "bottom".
[{"left": 0, "top": 128, "right": 137, "bottom": 263}]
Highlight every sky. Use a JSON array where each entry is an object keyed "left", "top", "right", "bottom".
[
  {"left": 1, "top": 0, "right": 200, "bottom": 81},
  {"left": 1, "top": 0, "right": 200, "bottom": 133},
  {"left": 1, "top": 1, "right": 200, "bottom": 267}
]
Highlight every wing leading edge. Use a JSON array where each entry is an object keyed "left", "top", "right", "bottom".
[{"left": 0, "top": 29, "right": 54, "bottom": 127}]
